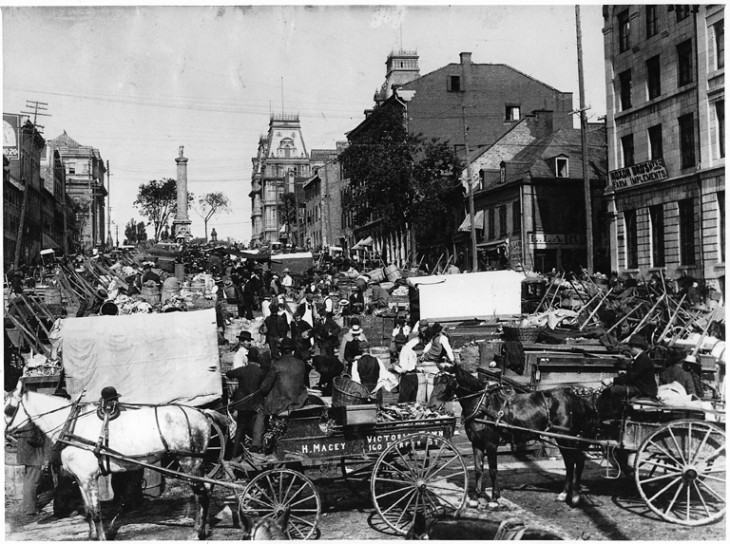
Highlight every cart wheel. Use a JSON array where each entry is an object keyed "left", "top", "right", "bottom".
[
  {"left": 239, "top": 468, "right": 321, "bottom": 540},
  {"left": 371, "top": 433, "right": 468, "bottom": 535},
  {"left": 635, "top": 419, "right": 725, "bottom": 526},
  {"left": 203, "top": 419, "right": 227, "bottom": 479}
]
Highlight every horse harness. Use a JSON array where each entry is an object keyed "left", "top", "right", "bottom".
[{"left": 460, "top": 385, "right": 566, "bottom": 435}]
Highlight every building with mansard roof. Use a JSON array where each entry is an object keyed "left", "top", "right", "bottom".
[
  {"left": 46, "top": 130, "right": 107, "bottom": 250},
  {"left": 249, "top": 114, "right": 311, "bottom": 247}
]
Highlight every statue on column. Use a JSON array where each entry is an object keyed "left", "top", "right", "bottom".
[{"left": 178, "top": 145, "right": 184, "bottom": 158}]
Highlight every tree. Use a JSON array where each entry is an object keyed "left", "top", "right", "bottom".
[
  {"left": 133, "top": 178, "right": 192, "bottom": 241},
  {"left": 340, "top": 104, "right": 463, "bottom": 265},
  {"left": 136, "top": 221, "right": 148, "bottom": 242},
  {"left": 277, "top": 192, "right": 297, "bottom": 243},
  {"left": 124, "top": 219, "right": 138, "bottom": 243},
  {"left": 197, "top": 192, "right": 231, "bottom": 241}
]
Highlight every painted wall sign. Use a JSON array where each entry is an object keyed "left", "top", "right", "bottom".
[
  {"left": 529, "top": 233, "right": 585, "bottom": 248},
  {"left": 609, "top": 158, "right": 668, "bottom": 189}
]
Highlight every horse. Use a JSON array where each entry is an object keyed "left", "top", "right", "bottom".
[
  {"left": 431, "top": 362, "right": 597, "bottom": 507},
  {"left": 4, "top": 381, "right": 225, "bottom": 540}
]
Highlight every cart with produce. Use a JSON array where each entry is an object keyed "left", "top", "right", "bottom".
[{"left": 223, "top": 400, "right": 468, "bottom": 538}]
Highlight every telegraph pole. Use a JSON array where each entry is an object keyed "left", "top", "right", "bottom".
[
  {"left": 576, "top": 5, "right": 594, "bottom": 274},
  {"left": 461, "top": 105, "right": 478, "bottom": 272},
  {"left": 106, "top": 160, "right": 111, "bottom": 249}
]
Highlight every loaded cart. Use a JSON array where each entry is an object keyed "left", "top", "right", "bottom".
[{"left": 223, "top": 402, "right": 468, "bottom": 538}]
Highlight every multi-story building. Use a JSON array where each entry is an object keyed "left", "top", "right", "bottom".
[
  {"left": 40, "top": 147, "right": 77, "bottom": 253},
  {"left": 463, "top": 109, "right": 608, "bottom": 272},
  {"left": 3, "top": 116, "right": 46, "bottom": 268},
  {"left": 302, "top": 148, "right": 344, "bottom": 252},
  {"left": 603, "top": 5, "right": 725, "bottom": 286},
  {"left": 345, "top": 51, "right": 576, "bottom": 266},
  {"left": 46, "top": 131, "right": 107, "bottom": 250},
  {"left": 249, "top": 114, "right": 311, "bottom": 247}
]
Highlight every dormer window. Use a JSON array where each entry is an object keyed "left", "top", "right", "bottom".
[
  {"left": 505, "top": 105, "right": 521, "bottom": 122},
  {"left": 555, "top": 156, "right": 569, "bottom": 177},
  {"left": 499, "top": 163, "right": 506, "bottom": 184},
  {"left": 478, "top": 169, "right": 486, "bottom": 189}
]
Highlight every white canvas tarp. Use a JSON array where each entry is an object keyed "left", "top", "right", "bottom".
[
  {"left": 408, "top": 270, "right": 523, "bottom": 321},
  {"left": 61, "top": 309, "right": 221, "bottom": 405}
]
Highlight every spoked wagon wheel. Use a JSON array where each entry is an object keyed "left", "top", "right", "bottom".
[
  {"left": 371, "top": 433, "right": 468, "bottom": 535},
  {"left": 203, "top": 419, "right": 227, "bottom": 478},
  {"left": 239, "top": 468, "right": 321, "bottom": 539},
  {"left": 634, "top": 419, "right": 725, "bottom": 526}
]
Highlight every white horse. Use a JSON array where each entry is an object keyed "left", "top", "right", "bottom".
[{"left": 4, "top": 381, "right": 223, "bottom": 540}]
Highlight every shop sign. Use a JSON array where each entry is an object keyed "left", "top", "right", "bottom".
[
  {"left": 3, "top": 114, "right": 21, "bottom": 160},
  {"left": 529, "top": 233, "right": 585, "bottom": 248},
  {"left": 609, "top": 158, "right": 668, "bottom": 189}
]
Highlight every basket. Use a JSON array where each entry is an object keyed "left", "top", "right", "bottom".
[
  {"left": 502, "top": 325, "right": 541, "bottom": 343},
  {"left": 332, "top": 375, "right": 371, "bottom": 407}
]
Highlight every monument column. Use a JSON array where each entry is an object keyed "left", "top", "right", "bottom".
[{"left": 173, "top": 145, "right": 192, "bottom": 241}]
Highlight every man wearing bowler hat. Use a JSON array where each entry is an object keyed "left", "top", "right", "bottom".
[
  {"left": 232, "top": 330, "right": 253, "bottom": 369},
  {"left": 601, "top": 336, "right": 657, "bottom": 416}
]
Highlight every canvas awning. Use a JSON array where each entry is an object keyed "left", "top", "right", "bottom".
[
  {"left": 457, "top": 210, "right": 484, "bottom": 232},
  {"left": 42, "top": 234, "right": 61, "bottom": 250},
  {"left": 352, "top": 236, "right": 373, "bottom": 250}
]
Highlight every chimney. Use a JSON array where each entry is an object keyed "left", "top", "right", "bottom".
[
  {"left": 460, "top": 52, "right": 472, "bottom": 93},
  {"left": 532, "top": 110, "right": 554, "bottom": 138}
]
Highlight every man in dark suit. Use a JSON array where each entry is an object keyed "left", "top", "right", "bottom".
[
  {"left": 600, "top": 336, "right": 657, "bottom": 419},
  {"left": 263, "top": 301, "right": 289, "bottom": 358},
  {"left": 225, "top": 351, "right": 267, "bottom": 458},
  {"left": 250, "top": 338, "right": 308, "bottom": 462}
]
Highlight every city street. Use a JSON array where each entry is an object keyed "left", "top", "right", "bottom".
[{"left": 6, "top": 431, "right": 725, "bottom": 541}]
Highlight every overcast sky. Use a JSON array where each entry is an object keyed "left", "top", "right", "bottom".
[{"left": 2, "top": 3, "right": 607, "bottom": 244}]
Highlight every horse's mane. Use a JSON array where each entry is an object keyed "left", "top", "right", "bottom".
[{"left": 454, "top": 364, "right": 482, "bottom": 392}]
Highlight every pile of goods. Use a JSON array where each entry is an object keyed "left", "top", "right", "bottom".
[
  {"left": 377, "top": 403, "right": 453, "bottom": 422},
  {"left": 22, "top": 354, "right": 62, "bottom": 378}
]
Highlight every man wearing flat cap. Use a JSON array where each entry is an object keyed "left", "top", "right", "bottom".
[{"left": 601, "top": 336, "right": 657, "bottom": 414}]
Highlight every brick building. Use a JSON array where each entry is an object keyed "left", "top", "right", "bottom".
[
  {"left": 345, "top": 51, "right": 576, "bottom": 266},
  {"left": 46, "top": 131, "right": 107, "bottom": 250},
  {"left": 3, "top": 116, "right": 47, "bottom": 268},
  {"left": 463, "top": 110, "right": 608, "bottom": 273},
  {"left": 249, "top": 114, "right": 311, "bottom": 246},
  {"left": 603, "top": 5, "right": 725, "bottom": 286}
]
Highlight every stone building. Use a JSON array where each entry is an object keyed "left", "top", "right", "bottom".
[
  {"left": 344, "top": 51, "right": 576, "bottom": 267},
  {"left": 603, "top": 5, "right": 725, "bottom": 285},
  {"left": 249, "top": 114, "right": 311, "bottom": 246},
  {"left": 463, "top": 110, "right": 608, "bottom": 273},
  {"left": 46, "top": 131, "right": 107, "bottom": 250},
  {"left": 302, "top": 148, "right": 344, "bottom": 251}
]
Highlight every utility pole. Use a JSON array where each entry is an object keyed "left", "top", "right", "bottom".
[
  {"left": 106, "top": 160, "right": 111, "bottom": 250},
  {"left": 461, "top": 105, "right": 478, "bottom": 272},
  {"left": 115, "top": 223, "right": 119, "bottom": 247},
  {"left": 21, "top": 100, "right": 49, "bottom": 133},
  {"left": 576, "top": 5, "right": 594, "bottom": 274}
]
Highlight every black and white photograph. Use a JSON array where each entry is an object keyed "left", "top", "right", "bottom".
[{"left": 2, "top": 3, "right": 725, "bottom": 541}]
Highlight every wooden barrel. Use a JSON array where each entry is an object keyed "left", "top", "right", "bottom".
[
  {"left": 190, "top": 279, "right": 206, "bottom": 296},
  {"left": 5, "top": 449, "right": 24, "bottom": 500},
  {"left": 368, "top": 268, "right": 385, "bottom": 283},
  {"left": 385, "top": 264, "right": 401, "bottom": 282},
  {"left": 44, "top": 287, "right": 62, "bottom": 305},
  {"left": 141, "top": 285, "right": 161, "bottom": 304}
]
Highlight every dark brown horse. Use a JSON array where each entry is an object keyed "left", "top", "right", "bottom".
[{"left": 432, "top": 362, "right": 597, "bottom": 507}]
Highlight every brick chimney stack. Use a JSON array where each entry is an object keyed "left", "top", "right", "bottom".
[{"left": 460, "top": 52, "right": 472, "bottom": 92}]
